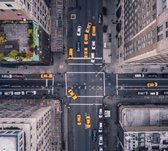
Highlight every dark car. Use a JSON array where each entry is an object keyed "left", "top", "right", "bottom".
[
  {"left": 92, "top": 129, "right": 97, "bottom": 142},
  {"left": 12, "top": 74, "right": 24, "bottom": 79},
  {"left": 98, "top": 13, "right": 103, "bottom": 24},
  {"left": 137, "top": 91, "right": 148, "bottom": 95},
  {"left": 76, "top": 41, "right": 81, "bottom": 52},
  {"left": 162, "top": 74, "right": 168, "bottom": 78},
  {"left": 147, "top": 74, "right": 158, "bottom": 78}
]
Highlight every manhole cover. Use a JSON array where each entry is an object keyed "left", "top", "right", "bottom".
[
  {"left": 59, "top": 65, "right": 63, "bottom": 69},
  {"left": 70, "top": 14, "right": 76, "bottom": 20}
]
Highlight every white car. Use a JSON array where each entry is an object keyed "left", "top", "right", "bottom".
[
  {"left": 98, "top": 122, "right": 103, "bottom": 133},
  {"left": 77, "top": 25, "right": 82, "bottom": 36},
  {"left": 98, "top": 108, "right": 103, "bottom": 118},
  {"left": 1, "top": 74, "right": 12, "bottom": 78},
  {"left": 92, "top": 41, "right": 96, "bottom": 50},
  {"left": 14, "top": 91, "right": 25, "bottom": 95},
  {"left": 4, "top": 91, "right": 13, "bottom": 96},
  {"left": 134, "top": 73, "right": 144, "bottom": 78},
  {"left": 91, "top": 52, "right": 95, "bottom": 63},
  {"left": 149, "top": 91, "right": 159, "bottom": 96},
  {"left": 26, "top": 91, "right": 37, "bottom": 95},
  {"left": 98, "top": 135, "right": 103, "bottom": 145}
]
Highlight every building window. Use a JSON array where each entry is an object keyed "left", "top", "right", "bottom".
[
  {"left": 5, "top": 4, "right": 13, "bottom": 7},
  {"left": 166, "top": 31, "right": 168, "bottom": 37},
  {"left": 157, "top": 25, "right": 163, "bottom": 33},
  {"left": 157, "top": 34, "right": 163, "bottom": 41},
  {"left": 166, "top": 22, "right": 168, "bottom": 28}
]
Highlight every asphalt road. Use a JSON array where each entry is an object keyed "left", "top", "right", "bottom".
[
  {"left": 66, "top": 0, "right": 104, "bottom": 151},
  {"left": 0, "top": 74, "right": 54, "bottom": 98},
  {"left": 117, "top": 73, "right": 168, "bottom": 96}
]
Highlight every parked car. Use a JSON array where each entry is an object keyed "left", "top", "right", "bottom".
[
  {"left": 4, "top": 91, "right": 13, "bottom": 96},
  {"left": 1, "top": 74, "right": 12, "bottom": 79},
  {"left": 26, "top": 91, "right": 37, "bottom": 95},
  {"left": 147, "top": 74, "right": 158, "bottom": 78},
  {"left": 163, "top": 91, "right": 168, "bottom": 95},
  {"left": 12, "top": 74, "right": 24, "bottom": 79},
  {"left": 99, "top": 146, "right": 103, "bottom": 151},
  {"left": 98, "top": 135, "right": 103, "bottom": 145},
  {"left": 92, "top": 41, "right": 96, "bottom": 50},
  {"left": 92, "top": 129, "right": 97, "bottom": 142},
  {"left": 98, "top": 13, "right": 103, "bottom": 24},
  {"left": 134, "top": 73, "right": 144, "bottom": 78},
  {"left": 98, "top": 122, "right": 103, "bottom": 133},
  {"left": 137, "top": 91, "right": 148, "bottom": 95},
  {"left": 162, "top": 74, "right": 168, "bottom": 78},
  {"left": 14, "top": 91, "right": 25, "bottom": 96},
  {"left": 99, "top": 108, "right": 103, "bottom": 118},
  {"left": 0, "top": 84, "right": 10, "bottom": 88},
  {"left": 77, "top": 25, "right": 82, "bottom": 36},
  {"left": 149, "top": 91, "right": 159, "bottom": 96}
]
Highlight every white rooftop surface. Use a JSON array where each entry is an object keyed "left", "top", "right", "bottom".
[
  {"left": 121, "top": 107, "right": 168, "bottom": 127},
  {"left": 0, "top": 137, "right": 16, "bottom": 151}
]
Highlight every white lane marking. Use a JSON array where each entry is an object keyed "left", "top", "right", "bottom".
[
  {"left": 103, "top": 72, "right": 105, "bottom": 96},
  {"left": 68, "top": 63, "right": 102, "bottom": 66},
  {"left": 67, "top": 72, "right": 104, "bottom": 74},
  {"left": 51, "top": 86, "right": 54, "bottom": 95},
  {"left": 118, "top": 78, "right": 168, "bottom": 80},
  {"left": 46, "top": 79, "right": 48, "bottom": 87},
  {"left": 69, "top": 103, "right": 102, "bottom": 106},
  {"left": 116, "top": 74, "right": 118, "bottom": 95},
  {"left": 68, "top": 57, "right": 103, "bottom": 60},
  {"left": 67, "top": 96, "right": 104, "bottom": 98},
  {"left": 65, "top": 73, "right": 68, "bottom": 95},
  {"left": 52, "top": 77, "right": 54, "bottom": 86}
]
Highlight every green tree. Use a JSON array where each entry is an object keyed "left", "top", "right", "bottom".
[
  {"left": 0, "top": 52, "right": 4, "bottom": 59},
  {"left": 0, "top": 32, "right": 6, "bottom": 44},
  {"left": 7, "top": 49, "right": 19, "bottom": 58}
]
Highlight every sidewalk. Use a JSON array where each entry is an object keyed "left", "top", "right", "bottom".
[{"left": 103, "top": 0, "right": 117, "bottom": 65}]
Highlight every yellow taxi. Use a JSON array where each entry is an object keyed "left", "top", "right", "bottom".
[
  {"left": 84, "top": 47, "right": 89, "bottom": 58},
  {"left": 84, "top": 33, "right": 89, "bottom": 45},
  {"left": 85, "top": 22, "right": 92, "bottom": 33},
  {"left": 68, "top": 89, "right": 78, "bottom": 100},
  {"left": 92, "top": 26, "right": 96, "bottom": 36},
  {"left": 40, "top": 73, "right": 54, "bottom": 79},
  {"left": 76, "top": 114, "right": 82, "bottom": 125},
  {"left": 85, "top": 115, "right": 91, "bottom": 129},
  {"left": 68, "top": 48, "right": 74, "bottom": 59},
  {"left": 147, "top": 82, "right": 158, "bottom": 87}
]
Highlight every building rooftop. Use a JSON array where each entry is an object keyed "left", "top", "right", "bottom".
[
  {"left": 124, "top": 131, "right": 168, "bottom": 151},
  {"left": 119, "top": 105, "right": 168, "bottom": 128}
]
